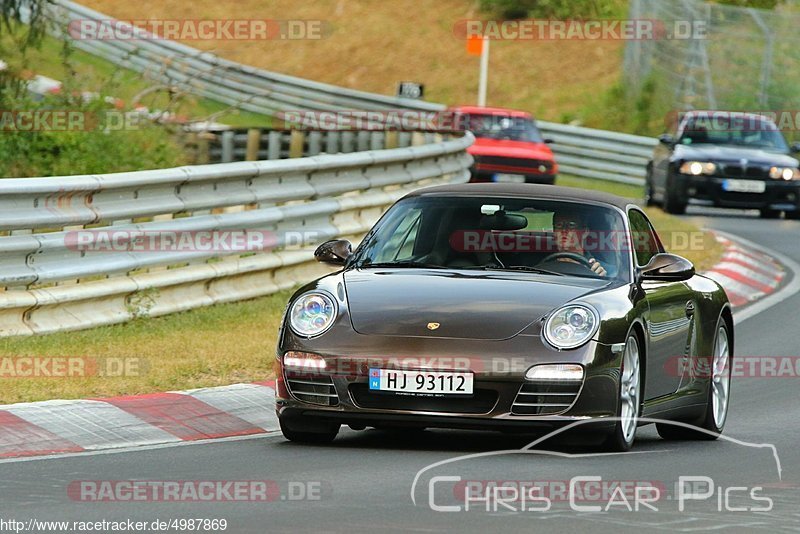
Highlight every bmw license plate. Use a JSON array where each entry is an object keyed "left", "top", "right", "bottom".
[
  {"left": 493, "top": 173, "right": 526, "bottom": 183},
  {"left": 722, "top": 179, "right": 766, "bottom": 194},
  {"left": 369, "top": 368, "right": 474, "bottom": 395}
]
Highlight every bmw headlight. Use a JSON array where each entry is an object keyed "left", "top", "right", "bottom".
[
  {"left": 769, "top": 166, "right": 800, "bottom": 180},
  {"left": 289, "top": 291, "right": 337, "bottom": 337},
  {"left": 543, "top": 304, "right": 599, "bottom": 350},
  {"left": 679, "top": 161, "right": 717, "bottom": 176}
]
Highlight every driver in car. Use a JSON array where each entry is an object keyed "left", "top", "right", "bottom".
[{"left": 552, "top": 209, "right": 609, "bottom": 277}]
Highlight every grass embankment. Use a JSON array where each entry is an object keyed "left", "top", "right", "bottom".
[{"left": 0, "top": 176, "right": 723, "bottom": 404}]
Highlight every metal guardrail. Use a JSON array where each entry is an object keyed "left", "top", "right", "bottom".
[
  {"left": 50, "top": 1, "right": 445, "bottom": 118},
  {"left": 49, "top": 0, "right": 654, "bottom": 185},
  {"left": 537, "top": 122, "right": 655, "bottom": 185},
  {"left": 0, "top": 134, "right": 473, "bottom": 336},
  {"left": 185, "top": 128, "right": 442, "bottom": 164}
]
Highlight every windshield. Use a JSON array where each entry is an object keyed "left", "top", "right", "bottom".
[
  {"left": 353, "top": 196, "right": 631, "bottom": 281},
  {"left": 465, "top": 113, "right": 544, "bottom": 142},
  {"left": 678, "top": 116, "right": 789, "bottom": 151}
]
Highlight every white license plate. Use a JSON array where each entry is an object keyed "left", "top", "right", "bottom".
[
  {"left": 722, "top": 179, "right": 766, "bottom": 193},
  {"left": 493, "top": 173, "right": 525, "bottom": 183},
  {"left": 368, "top": 368, "right": 474, "bottom": 395}
]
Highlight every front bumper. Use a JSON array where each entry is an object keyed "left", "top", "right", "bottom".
[
  {"left": 677, "top": 174, "right": 800, "bottom": 211},
  {"left": 274, "top": 339, "right": 621, "bottom": 432}
]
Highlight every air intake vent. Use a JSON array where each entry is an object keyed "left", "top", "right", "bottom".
[
  {"left": 286, "top": 374, "right": 339, "bottom": 406},
  {"left": 511, "top": 380, "right": 581, "bottom": 415}
]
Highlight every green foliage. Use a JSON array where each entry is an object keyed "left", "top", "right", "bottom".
[
  {"left": 479, "top": 0, "right": 629, "bottom": 19},
  {"left": 712, "top": 0, "right": 781, "bottom": 9},
  {"left": 0, "top": 2, "right": 184, "bottom": 177},
  {"left": 0, "top": 94, "right": 185, "bottom": 177}
]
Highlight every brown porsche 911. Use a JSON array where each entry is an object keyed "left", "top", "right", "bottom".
[{"left": 274, "top": 184, "right": 733, "bottom": 451}]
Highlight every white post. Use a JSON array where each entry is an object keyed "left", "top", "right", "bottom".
[{"left": 478, "top": 36, "right": 489, "bottom": 107}]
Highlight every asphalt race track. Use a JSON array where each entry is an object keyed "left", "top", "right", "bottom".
[{"left": 1, "top": 207, "right": 799, "bottom": 533}]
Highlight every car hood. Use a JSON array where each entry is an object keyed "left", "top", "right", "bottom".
[
  {"left": 468, "top": 138, "right": 554, "bottom": 160},
  {"left": 343, "top": 269, "right": 606, "bottom": 340},
  {"left": 674, "top": 144, "right": 798, "bottom": 166}
]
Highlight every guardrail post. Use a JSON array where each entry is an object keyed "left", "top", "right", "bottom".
[
  {"left": 267, "top": 130, "right": 282, "bottom": 160},
  {"left": 385, "top": 131, "right": 398, "bottom": 149},
  {"left": 326, "top": 131, "right": 340, "bottom": 154},
  {"left": 308, "top": 131, "right": 322, "bottom": 155},
  {"left": 398, "top": 132, "right": 412, "bottom": 148},
  {"left": 357, "top": 131, "right": 370, "bottom": 151},
  {"left": 196, "top": 134, "right": 210, "bottom": 164},
  {"left": 221, "top": 131, "right": 235, "bottom": 163},
  {"left": 369, "top": 132, "right": 384, "bottom": 151},
  {"left": 289, "top": 131, "right": 306, "bottom": 158},
  {"left": 341, "top": 131, "right": 355, "bottom": 153},
  {"left": 246, "top": 129, "right": 261, "bottom": 161}
]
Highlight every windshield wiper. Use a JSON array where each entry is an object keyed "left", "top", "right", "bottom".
[
  {"left": 474, "top": 265, "right": 566, "bottom": 276},
  {"left": 357, "top": 261, "right": 447, "bottom": 269}
]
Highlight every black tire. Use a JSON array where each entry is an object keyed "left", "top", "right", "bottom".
[
  {"left": 602, "top": 333, "right": 642, "bottom": 452},
  {"left": 644, "top": 167, "right": 657, "bottom": 207},
  {"left": 786, "top": 210, "right": 800, "bottom": 220},
  {"left": 663, "top": 175, "right": 687, "bottom": 215},
  {"left": 760, "top": 208, "right": 781, "bottom": 219},
  {"left": 657, "top": 321, "right": 731, "bottom": 441},
  {"left": 280, "top": 418, "right": 339, "bottom": 444}
]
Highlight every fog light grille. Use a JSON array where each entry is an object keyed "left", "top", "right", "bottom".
[
  {"left": 511, "top": 380, "right": 581, "bottom": 415},
  {"left": 285, "top": 374, "right": 339, "bottom": 406}
]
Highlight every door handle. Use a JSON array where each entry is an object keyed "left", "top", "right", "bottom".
[{"left": 685, "top": 301, "right": 695, "bottom": 318}]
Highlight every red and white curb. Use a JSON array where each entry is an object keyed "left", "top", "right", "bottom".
[
  {"left": 0, "top": 382, "right": 277, "bottom": 459},
  {"left": 703, "top": 235, "right": 785, "bottom": 308},
  {"left": 0, "top": 236, "right": 785, "bottom": 460}
]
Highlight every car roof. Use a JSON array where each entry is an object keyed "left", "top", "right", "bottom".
[
  {"left": 403, "top": 183, "right": 633, "bottom": 211},
  {"left": 449, "top": 105, "right": 533, "bottom": 118}
]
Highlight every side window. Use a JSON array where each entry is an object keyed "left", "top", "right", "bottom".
[
  {"left": 628, "top": 210, "right": 662, "bottom": 266},
  {"left": 374, "top": 209, "right": 422, "bottom": 262}
]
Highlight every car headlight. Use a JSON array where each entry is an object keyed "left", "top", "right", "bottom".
[
  {"left": 679, "top": 161, "right": 717, "bottom": 176},
  {"left": 543, "top": 304, "right": 599, "bottom": 350},
  {"left": 289, "top": 291, "right": 337, "bottom": 337},
  {"left": 769, "top": 166, "right": 800, "bottom": 180}
]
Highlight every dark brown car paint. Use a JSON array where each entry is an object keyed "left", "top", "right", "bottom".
[{"left": 275, "top": 187, "right": 732, "bottom": 434}]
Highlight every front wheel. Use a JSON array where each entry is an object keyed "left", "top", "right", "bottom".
[
  {"left": 760, "top": 208, "right": 781, "bottom": 219},
  {"left": 644, "top": 167, "right": 657, "bottom": 207},
  {"left": 602, "top": 333, "right": 642, "bottom": 452},
  {"left": 280, "top": 418, "right": 339, "bottom": 444},
  {"left": 657, "top": 322, "right": 731, "bottom": 440},
  {"left": 663, "top": 176, "right": 687, "bottom": 214}
]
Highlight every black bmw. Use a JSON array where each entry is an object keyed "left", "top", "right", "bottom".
[{"left": 646, "top": 111, "right": 800, "bottom": 217}]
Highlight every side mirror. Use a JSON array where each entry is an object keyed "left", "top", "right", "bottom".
[
  {"left": 658, "top": 133, "right": 675, "bottom": 146},
  {"left": 314, "top": 239, "right": 353, "bottom": 266},
  {"left": 790, "top": 142, "right": 800, "bottom": 153},
  {"left": 639, "top": 253, "right": 695, "bottom": 282},
  {"left": 543, "top": 137, "right": 554, "bottom": 144}
]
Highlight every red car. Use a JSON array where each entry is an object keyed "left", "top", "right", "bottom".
[{"left": 451, "top": 105, "right": 558, "bottom": 184}]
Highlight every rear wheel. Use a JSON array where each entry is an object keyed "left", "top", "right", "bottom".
[
  {"left": 657, "top": 322, "right": 731, "bottom": 440},
  {"left": 280, "top": 418, "right": 339, "bottom": 444},
  {"left": 602, "top": 334, "right": 641, "bottom": 452},
  {"left": 786, "top": 210, "right": 800, "bottom": 220}
]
